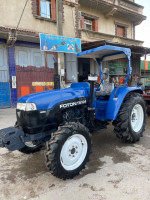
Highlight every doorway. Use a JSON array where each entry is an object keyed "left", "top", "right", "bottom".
[{"left": 78, "top": 58, "right": 90, "bottom": 82}]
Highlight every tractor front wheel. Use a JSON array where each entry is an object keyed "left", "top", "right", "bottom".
[
  {"left": 113, "top": 93, "right": 146, "bottom": 143},
  {"left": 45, "top": 122, "right": 92, "bottom": 179},
  {"left": 19, "top": 141, "right": 42, "bottom": 154}
]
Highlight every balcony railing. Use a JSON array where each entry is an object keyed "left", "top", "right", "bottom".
[
  {"left": 119, "top": 0, "right": 143, "bottom": 15},
  {"left": 80, "top": 0, "right": 146, "bottom": 26},
  {"left": 81, "top": 0, "right": 144, "bottom": 17},
  {"left": 100, "top": 0, "right": 144, "bottom": 15},
  {"left": 81, "top": 29, "right": 143, "bottom": 47}
]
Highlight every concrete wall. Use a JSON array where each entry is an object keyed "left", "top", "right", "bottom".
[
  {"left": 0, "top": 1, "right": 75, "bottom": 37},
  {"left": 63, "top": 5, "right": 76, "bottom": 37},
  {"left": 79, "top": 6, "right": 133, "bottom": 39},
  {"left": 0, "top": 1, "right": 56, "bottom": 34}
]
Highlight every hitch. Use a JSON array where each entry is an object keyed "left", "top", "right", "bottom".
[{"left": 0, "top": 127, "right": 53, "bottom": 151}]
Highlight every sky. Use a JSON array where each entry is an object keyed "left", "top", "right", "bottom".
[{"left": 135, "top": 0, "right": 150, "bottom": 47}]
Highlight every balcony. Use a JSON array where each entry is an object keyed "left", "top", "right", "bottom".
[
  {"left": 81, "top": 29, "right": 143, "bottom": 47},
  {"left": 79, "top": 0, "right": 146, "bottom": 25},
  {"left": 119, "top": 0, "right": 143, "bottom": 15}
]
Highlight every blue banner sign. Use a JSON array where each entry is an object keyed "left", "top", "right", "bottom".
[{"left": 40, "top": 33, "right": 81, "bottom": 54}]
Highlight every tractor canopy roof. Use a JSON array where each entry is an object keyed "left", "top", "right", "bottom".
[
  {"left": 76, "top": 45, "right": 132, "bottom": 85},
  {"left": 76, "top": 45, "right": 131, "bottom": 62}
]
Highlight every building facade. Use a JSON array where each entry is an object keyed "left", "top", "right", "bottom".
[
  {"left": 0, "top": 0, "right": 146, "bottom": 107},
  {"left": 0, "top": 0, "right": 79, "bottom": 107},
  {"left": 77, "top": 0, "right": 146, "bottom": 81}
]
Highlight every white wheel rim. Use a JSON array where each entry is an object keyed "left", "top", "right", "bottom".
[
  {"left": 25, "top": 141, "right": 37, "bottom": 148},
  {"left": 60, "top": 134, "right": 88, "bottom": 171},
  {"left": 131, "top": 104, "right": 144, "bottom": 132}
]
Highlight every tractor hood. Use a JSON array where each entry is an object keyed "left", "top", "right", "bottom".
[{"left": 18, "top": 82, "right": 90, "bottom": 110}]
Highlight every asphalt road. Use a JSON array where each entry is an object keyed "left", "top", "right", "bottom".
[{"left": 0, "top": 108, "right": 150, "bottom": 200}]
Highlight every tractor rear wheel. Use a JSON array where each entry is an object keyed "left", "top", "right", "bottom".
[
  {"left": 113, "top": 93, "right": 146, "bottom": 143},
  {"left": 45, "top": 122, "right": 92, "bottom": 179}
]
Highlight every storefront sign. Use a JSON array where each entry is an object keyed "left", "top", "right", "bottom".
[
  {"left": 40, "top": 34, "right": 81, "bottom": 54},
  {"left": 32, "top": 82, "right": 54, "bottom": 86}
]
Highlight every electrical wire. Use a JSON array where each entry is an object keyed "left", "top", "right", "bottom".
[{"left": 16, "top": 0, "right": 29, "bottom": 30}]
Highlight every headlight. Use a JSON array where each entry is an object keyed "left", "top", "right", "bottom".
[{"left": 17, "top": 103, "right": 37, "bottom": 111}]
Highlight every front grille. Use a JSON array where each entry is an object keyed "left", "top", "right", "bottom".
[{"left": 16, "top": 110, "right": 48, "bottom": 134}]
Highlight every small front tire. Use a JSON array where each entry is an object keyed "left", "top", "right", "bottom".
[
  {"left": 19, "top": 141, "right": 42, "bottom": 154},
  {"left": 45, "top": 122, "right": 92, "bottom": 179}
]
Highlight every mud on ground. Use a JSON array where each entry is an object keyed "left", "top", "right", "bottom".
[{"left": 0, "top": 108, "right": 150, "bottom": 200}]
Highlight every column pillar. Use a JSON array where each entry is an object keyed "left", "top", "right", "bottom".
[{"left": 7, "top": 46, "right": 17, "bottom": 107}]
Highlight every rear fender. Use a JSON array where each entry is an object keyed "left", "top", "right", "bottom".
[{"left": 106, "top": 86, "right": 143, "bottom": 120}]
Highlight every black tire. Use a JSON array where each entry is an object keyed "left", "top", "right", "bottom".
[
  {"left": 14, "top": 122, "right": 42, "bottom": 154},
  {"left": 19, "top": 141, "right": 42, "bottom": 154},
  {"left": 113, "top": 93, "right": 146, "bottom": 143},
  {"left": 45, "top": 122, "right": 92, "bottom": 179}
]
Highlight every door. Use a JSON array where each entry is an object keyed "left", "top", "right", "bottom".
[
  {"left": 66, "top": 54, "right": 78, "bottom": 83},
  {"left": 15, "top": 46, "right": 55, "bottom": 99},
  {"left": 78, "top": 58, "right": 90, "bottom": 82},
  {"left": 0, "top": 45, "right": 10, "bottom": 108}
]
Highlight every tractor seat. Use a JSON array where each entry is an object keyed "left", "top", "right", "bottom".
[{"left": 96, "top": 82, "right": 114, "bottom": 96}]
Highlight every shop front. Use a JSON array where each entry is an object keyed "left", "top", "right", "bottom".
[{"left": 15, "top": 46, "right": 56, "bottom": 99}]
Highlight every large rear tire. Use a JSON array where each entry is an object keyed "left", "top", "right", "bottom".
[
  {"left": 113, "top": 93, "right": 146, "bottom": 143},
  {"left": 45, "top": 122, "right": 92, "bottom": 179}
]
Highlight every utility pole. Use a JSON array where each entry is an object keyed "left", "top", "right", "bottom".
[
  {"left": 56, "top": 0, "right": 65, "bottom": 88},
  {"left": 56, "top": 0, "right": 63, "bottom": 36}
]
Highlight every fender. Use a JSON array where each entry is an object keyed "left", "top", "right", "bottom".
[{"left": 106, "top": 86, "right": 143, "bottom": 120}]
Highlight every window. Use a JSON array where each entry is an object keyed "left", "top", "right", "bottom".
[
  {"left": 47, "top": 54, "right": 55, "bottom": 68},
  {"left": 37, "top": 0, "right": 56, "bottom": 20},
  {"left": 40, "top": 0, "right": 51, "bottom": 19},
  {"left": 115, "top": 24, "right": 127, "bottom": 38},
  {"left": 84, "top": 19, "right": 92, "bottom": 31},
  {"left": 16, "top": 47, "right": 45, "bottom": 68},
  {"left": 18, "top": 51, "right": 28, "bottom": 67},
  {"left": 81, "top": 15, "right": 98, "bottom": 32},
  {"left": 117, "top": 26, "right": 125, "bottom": 37},
  {"left": 0, "top": 48, "right": 4, "bottom": 67},
  {"left": 33, "top": 52, "right": 42, "bottom": 67}
]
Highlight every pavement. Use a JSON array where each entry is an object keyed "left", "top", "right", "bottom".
[{"left": 0, "top": 108, "right": 150, "bottom": 200}]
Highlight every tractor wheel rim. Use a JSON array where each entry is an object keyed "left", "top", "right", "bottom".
[
  {"left": 60, "top": 134, "right": 88, "bottom": 171},
  {"left": 25, "top": 141, "right": 37, "bottom": 148},
  {"left": 131, "top": 104, "right": 144, "bottom": 133}
]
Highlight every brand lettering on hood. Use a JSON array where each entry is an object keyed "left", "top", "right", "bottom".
[{"left": 60, "top": 100, "right": 87, "bottom": 109}]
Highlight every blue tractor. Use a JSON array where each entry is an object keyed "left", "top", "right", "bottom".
[{"left": 0, "top": 45, "right": 146, "bottom": 179}]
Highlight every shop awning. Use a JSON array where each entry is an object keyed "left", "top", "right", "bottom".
[
  {"left": 76, "top": 45, "right": 131, "bottom": 61},
  {"left": 81, "top": 40, "right": 150, "bottom": 56}
]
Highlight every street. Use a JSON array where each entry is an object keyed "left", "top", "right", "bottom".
[{"left": 0, "top": 108, "right": 150, "bottom": 200}]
